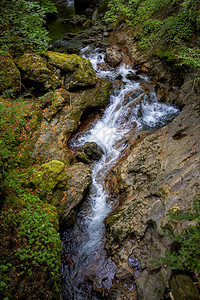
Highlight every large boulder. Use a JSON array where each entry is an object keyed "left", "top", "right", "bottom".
[
  {"left": 0, "top": 53, "right": 21, "bottom": 93},
  {"left": 16, "top": 51, "right": 97, "bottom": 92},
  {"left": 44, "top": 51, "right": 97, "bottom": 90},
  {"left": 17, "top": 53, "right": 61, "bottom": 91}
]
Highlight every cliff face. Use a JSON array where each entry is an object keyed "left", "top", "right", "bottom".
[{"left": 104, "top": 34, "right": 200, "bottom": 298}]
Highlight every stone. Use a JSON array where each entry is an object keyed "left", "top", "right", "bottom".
[
  {"left": 44, "top": 51, "right": 97, "bottom": 90},
  {"left": 126, "top": 71, "right": 141, "bottom": 81},
  {"left": 92, "top": 9, "right": 99, "bottom": 21},
  {"left": 0, "top": 53, "right": 21, "bottom": 93},
  {"left": 32, "top": 160, "right": 92, "bottom": 228},
  {"left": 104, "top": 76, "right": 200, "bottom": 299},
  {"left": 59, "top": 162, "right": 92, "bottom": 228},
  {"left": 104, "top": 46, "right": 122, "bottom": 67},
  {"left": 170, "top": 274, "right": 200, "bottom": 300},
  {"left": 31, "top": 79, "right": 112, "bottom": 163},
  {"left": 83, "top": 142, "right": 104, "bottom": 160},
  {"left": 76, "top": 151, "right": 91, "bottom": 164},
  {"left": 17, "top": 53, "right": 61, "bottom": 91}
]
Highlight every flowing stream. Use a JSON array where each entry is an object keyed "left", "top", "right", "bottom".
[{"left": 61, "top": 47, "right": 179, "bottom": 299}]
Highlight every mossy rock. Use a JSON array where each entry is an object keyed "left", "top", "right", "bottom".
[
  {"left": 32, "top": 160, "right": 68, "bottom": 201},
  {"left": 17, "top": 53, "right": 61, "bottom": 91},
  {"left": 44, "top": 51, "right": 97, "bottom": 89},
  {"left": 0, "top": 53, "right": 21, "bottom": 93},
  {"left": 39, "top": 88, "right": 71, "bottom": 121}
]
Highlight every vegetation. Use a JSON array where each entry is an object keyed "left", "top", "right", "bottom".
[
  {"left": 150, "top": 197, "right": 200, "bottom": 282},
  {"left": 0, "top": 94, "right": 62, "bottom": 299},
  {"left": 0, "top": 0, "right": 57, "bottom": 54},
  {"left": 105, "top": 0, "right": 200, "bottom": 68}
]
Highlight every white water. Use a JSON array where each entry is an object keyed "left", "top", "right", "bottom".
[
  {"left": 64, "top": 0, "right": 74, "bottom": 7},
  {"left": 62, "top": 47, "right": 179, "bottom": 298},
  {"left": 70, "top": 47, "right": 179, "bottom": 253}
]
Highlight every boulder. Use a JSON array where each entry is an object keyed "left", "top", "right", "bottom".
[
  {"left": 104, "top": 46, "right": 122, "bottom": 67},
  {"left": 32, "top": 160, "right": 92, "bottom": 227},
  {"left": 44, "top": 51, "right": 97, "bottom": 90},
  {"left": 59, "top": 162, "right": 92, "bottom": 227},
  {"left": 17, "top": 53, "right": 61, "bottom": 91},
  {"left": 83, "top": 142, "right": 104, "bottom": 160},
  {"left": 0, "top": 53, "right": 21, "bottom": 93}
]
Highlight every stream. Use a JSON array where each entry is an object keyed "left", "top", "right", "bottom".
[
  {"left": 61, "top": 47, "right": 179, "bottom": 299},
  {"left": 55, "top": 1, "right": 180, "bottom": 299}
]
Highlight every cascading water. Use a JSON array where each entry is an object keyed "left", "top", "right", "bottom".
[{"left": 61, "top": 47, "right": 179, "bottom": 299}]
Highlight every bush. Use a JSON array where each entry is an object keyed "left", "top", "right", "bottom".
[{"left": 0, "top": 0, "right": 57, "bottom": 53}]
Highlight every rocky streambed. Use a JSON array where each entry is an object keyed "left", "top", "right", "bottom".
[
  {"left": 1, "top": 1, "right": 199, "bottom": 299},
  {"left": 45, "top": 3, "right": 200, "bottom": 299}
]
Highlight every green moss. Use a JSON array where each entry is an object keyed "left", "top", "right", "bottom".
[
  {"left": 33, "top": 161, "right": 67, "bottom": 192},
  {"left": 17, "top": 53, "right": 49, "bottom": 79},
  {"left": 44, "top": 51, "right": 97, "bottom": 89},
  {"left": 0, "top": 53, "right": 21, "bottom": 93}
]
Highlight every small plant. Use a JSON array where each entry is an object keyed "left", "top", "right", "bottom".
[{"left": 151, "top": 197, "right": 200, "bottom": 281}]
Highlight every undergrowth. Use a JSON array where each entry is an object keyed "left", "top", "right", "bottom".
[
  {"left": 0, "top": 94, "right": 62, "bottom": 299},
  {"left": 105, "top": 0, "right": 200, "bottom": 69}
]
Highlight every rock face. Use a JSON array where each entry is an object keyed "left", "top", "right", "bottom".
[
  {"left": 104, "top": 76, "right": 200, "bottom": 299},
  {"left": 105, "top": 46, "right": 122, "bottom": 67},
  {"left": 0, "top": 54, "right": 21, "bottom": 93},
  {"left": 32, "top": 160, "right": 92, "bottom": 227}
]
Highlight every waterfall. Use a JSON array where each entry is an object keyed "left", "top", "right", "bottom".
[{"left": 61, "top": 46, "right": 179, "bottom": 299}]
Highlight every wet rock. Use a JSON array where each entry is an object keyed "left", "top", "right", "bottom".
[
  {"left": 104, "top": 46, "right": 122, "bottom": 67},
  {"left": 66, "top": 46, "right": 80, "bottom": 55},
  {"left": 83, "top": 142, "right": 104, "bottom": 160},
  {"left": 105, "top": 76, "right": 200, "bottom": 298},
  {"left": 155, "top": 82, "right": 179, "bottom": 104},
  {"left": 32, "top": 160, "right": 92, "bottom": 228},
  {"left": 0, "top": 53, "right": 21, "bottom": 93},
  {"left": 126, "top": 71, "right": 141, "bottom": 81},
  {"left": 75, "top": 151, "right": 91, "bottom": 164},
  {"left": 59, "top": 162, "right": 92, "bottom": 228}
]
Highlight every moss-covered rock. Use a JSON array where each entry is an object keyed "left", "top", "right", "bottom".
[
  {"left": 32, "top": 161, "right": 92, "bottom": 227},
  {"left": 32, "top": 160, "right": 68, "bottom": 201},
  {"left": 44, "top": 51, "right": 97, "bottom": 90},
  {"left": 0, "top": 53, "right": 21, "bottom": 93},
  {"left": 17, "top": 53, "right": 61, "bottom": 91}
]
